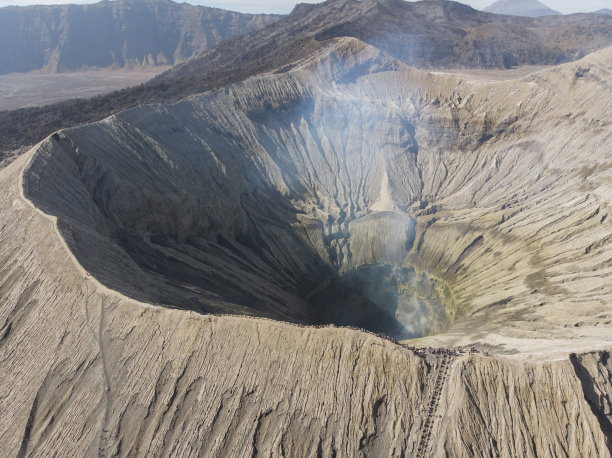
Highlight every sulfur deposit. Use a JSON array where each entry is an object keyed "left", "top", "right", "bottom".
[{"left": 1, "top": 38, "right": 611, "bottom": 456}]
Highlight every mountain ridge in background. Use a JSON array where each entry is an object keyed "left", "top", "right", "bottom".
[
  {"left": 484, "top": 0, "right": 562, "bottom": 17},
  {"left": 2, "top": 0, "right": 612, "bottom": 152},
  {"left": 167, "top": 0, "right": 612, "bottom": 79},
  {"left": 0, "top": 0, "right": 281, "bottom": 74}
]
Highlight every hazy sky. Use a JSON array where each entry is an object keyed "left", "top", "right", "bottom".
[{"left": 0, "top": 0, "right": 609, "bottom": 15}]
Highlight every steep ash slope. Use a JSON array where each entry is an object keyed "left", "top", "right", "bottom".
[{"left": 22, "top": 39, "right": 612, "bottom": 354}]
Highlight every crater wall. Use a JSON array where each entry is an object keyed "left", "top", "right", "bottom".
[{"left": 22, "top": 38, "right": 612, "bottom": 351}]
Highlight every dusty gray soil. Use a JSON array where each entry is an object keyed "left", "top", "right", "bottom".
[{"left": 0, "top": 68, "right": 169, "bottom": 111}]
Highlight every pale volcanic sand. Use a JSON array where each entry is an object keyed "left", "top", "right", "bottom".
[{"left": 1, "top": 145, "right": 610, "bottom": 457}]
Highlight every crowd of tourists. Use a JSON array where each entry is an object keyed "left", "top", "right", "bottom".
[
  {"left": 214, "top": 312, "right": 488, "bottom": 356},
  {"left": 318, "top": 324, "right": 487, "bottom": 357}
]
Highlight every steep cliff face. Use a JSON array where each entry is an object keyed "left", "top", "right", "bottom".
[
  {"left": 0, "top": 0, "right": 280, "bottom": 74},
  {"left": 1, "top": 39, "right": 612, "bottom": 455}
]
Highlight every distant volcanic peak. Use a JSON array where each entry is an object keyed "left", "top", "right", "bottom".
[{"left": 484, "top": 0, "right": 562, "bottom": 17}]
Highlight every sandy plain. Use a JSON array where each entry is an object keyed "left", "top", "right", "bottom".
[{"left": 0, "top": 67, "right": 169, "bottom": 111}]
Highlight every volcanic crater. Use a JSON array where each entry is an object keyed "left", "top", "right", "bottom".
[{"left": 22, "top": 38, "right": 612, "bottom": 354}]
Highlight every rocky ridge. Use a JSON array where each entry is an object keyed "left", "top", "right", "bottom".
[{"left": 168, "top": 0, "right": 612, "bottom": 77}]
